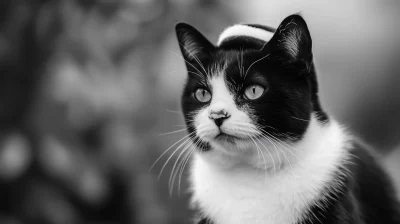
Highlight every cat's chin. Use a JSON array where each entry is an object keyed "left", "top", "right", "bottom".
[
  {"left": 214, "top": 133, "right": 244, "bottom": 142},
  {"left": 206, "top": 134, "right": 254, "bottom": 154}
]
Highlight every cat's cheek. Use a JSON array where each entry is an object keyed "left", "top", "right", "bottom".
[{"left": 243, "top": 105, "right": 259, "bottom": 120}]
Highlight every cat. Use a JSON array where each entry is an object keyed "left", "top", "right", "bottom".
[{"left": 174, "top": 14, "right": 400, "bottom": 224}]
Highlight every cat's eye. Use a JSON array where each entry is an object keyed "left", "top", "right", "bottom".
[
  {"left": 244, "top": 85, "right": 265, "bottom": 100},
  {"left": 194, "top": 88, "right": 211, "bottom": 102}
]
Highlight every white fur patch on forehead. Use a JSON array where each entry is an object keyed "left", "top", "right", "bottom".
[
  {"left": 210, "top": 76, "right": 231, "bottom": 101},
  {"left": 217, "top": 24, "right": 274, "bottom": 46},
  {"left": 208, "top": 61, "right": 227, "bottom": 78}
]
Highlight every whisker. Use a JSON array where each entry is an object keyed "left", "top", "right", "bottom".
[
  {"left": 167, "top": 50, "right": 207, "bottom": 80},
  {"left": 165, "top": 109, "right": 182, "bottom": 114},
  {"left": 259, "top": 41, "right": 268, "bottom": 51},
  {"left": 173, "top": 136, "right": 201, "bottom": 196},
  {"left": 258, "top": 129, "right": 300, "bottom": 163},
  {"left": 169, "top": 140, "right": 193, "bottom": 195},
  {"left": 258, "top": 132, "right": 293, "bottom": 171},
  {"left": 254, "top": 123, "right": 279, "bottom": 132},
  {"left": 157, "top": 134, "right": 194, "bottom": 179},
  {"left": 159, "top": 128, "right": 187, "bottom": 136},
  {"left": 260, "top": 133, "right": 282, "bottom": 169},
  {"left": 237, "top": 47, "right": 245, "bottom": 78},
  {"left": 248, "top": 135, "right": 263, "bottom": 173},
  {"left": 291, "top": 116, "right": 310, "bottom": 122},
  {"left": 177, "top": 145, "right": 196, "bottom": 195},
  {"left": 254, "top": 136, "right": 277, "bottom": 177},
  {"left": 244, "top": 54, "right": 269, "bottom": 79},
  {"left": 178, "top": 44, "right": 210, "bottom": 78},
  {"left": 149, "top": 132, "right": 193, "bottom": 172}
]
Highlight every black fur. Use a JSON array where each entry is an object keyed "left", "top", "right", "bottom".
[
  {"left": 299, "top": 141, "right": 400, "bottom": 224},
  {"left": 176, "top": 15, "right": 326, "bottom": 144},
  {"left": 175, "top": 14, "right": 400, "bottom": 224}
]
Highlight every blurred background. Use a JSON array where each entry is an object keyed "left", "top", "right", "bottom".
[{"left": 0, "top": 0, "right": 399, "bottom": 223}]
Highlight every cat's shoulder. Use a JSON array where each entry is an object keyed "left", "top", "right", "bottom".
[
  {"left": 301, "top": 138, "right": 400, "bottom": 224},
  {"left": 347, "top": 139, "right": 400, "bottom": 223}
]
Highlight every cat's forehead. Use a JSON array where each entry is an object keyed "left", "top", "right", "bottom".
[
  {"left": 205, "top": 54, "right": 241, "bottom": 80},
  {"left": 208, "top": 50, "right": 265, "bottom": 78},
  {"left": 197, "top": 23, "right": 275, "bottom": 80}
]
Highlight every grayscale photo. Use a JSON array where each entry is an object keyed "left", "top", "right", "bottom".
[{"left": 0, "top": 1, "right": 399, "bottom": 224}]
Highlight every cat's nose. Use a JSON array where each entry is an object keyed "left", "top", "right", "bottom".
[{"left": 209, "top": 109, "right": 230, "bottom": 127}]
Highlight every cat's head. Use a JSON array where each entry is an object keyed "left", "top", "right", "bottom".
[{"left": 175, "top": 15, "right": 328, "bottom": 166}]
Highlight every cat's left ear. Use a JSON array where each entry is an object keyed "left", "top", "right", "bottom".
[
  {"left": 175, "top": 23, "right": 215, "bottom": 62},
  {"left": 267, "top": 14, "right": 313, "bottom": 65}
]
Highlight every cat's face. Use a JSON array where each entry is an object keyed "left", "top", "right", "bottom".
[{"left": 176, "top": 15, "right": 326, "bottom": 166}]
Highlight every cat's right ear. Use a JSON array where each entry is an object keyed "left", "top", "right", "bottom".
[{"left": 175, "top": 23, "right": 215, "bottom": 62}]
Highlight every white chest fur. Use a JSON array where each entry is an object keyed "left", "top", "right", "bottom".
[{"left": 190, "top": 119, "right": 350, "bottom": 224}]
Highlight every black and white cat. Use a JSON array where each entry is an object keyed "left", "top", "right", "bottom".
[{"left": 174, "top": 14, "right": 400, "bottom": 224}]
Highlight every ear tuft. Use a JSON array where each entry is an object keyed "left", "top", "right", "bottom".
[
  {"left": 269, "top": 14, "right": 312, "bottom": 62},
  {"left": 175, "top": 23, "right": 214, "bottom": 61}
]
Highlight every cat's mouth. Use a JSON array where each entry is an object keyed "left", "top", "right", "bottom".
[{"left": 214, "top": 132, "right": 243, "bottom": 143}]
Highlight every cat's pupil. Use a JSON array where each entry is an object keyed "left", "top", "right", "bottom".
[{"left": 252, "top": 87, "right": 256, "bottom": 94}]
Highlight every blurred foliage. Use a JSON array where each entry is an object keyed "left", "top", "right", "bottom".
[
  {"left": 0, "top": 0, "right": 234, "bottom": 223},
  {"left": 0, "top": 1, "right": 399, "bottom": 224}
]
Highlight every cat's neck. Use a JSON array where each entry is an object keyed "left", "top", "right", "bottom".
[{"left": 190, "top": 115, "right": 351, "bottom": 224}]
